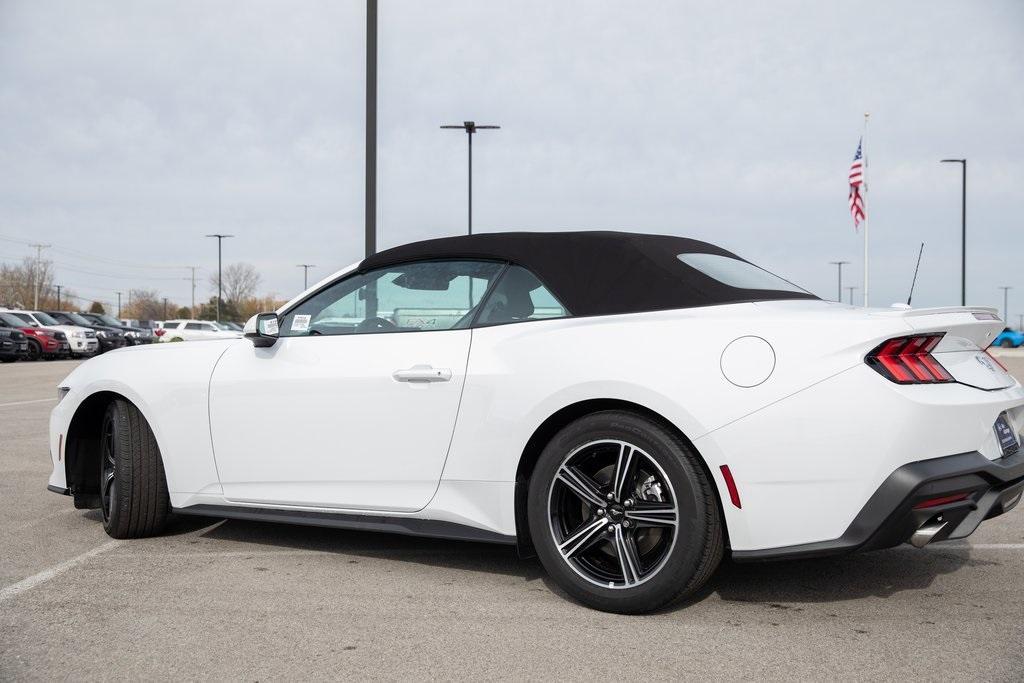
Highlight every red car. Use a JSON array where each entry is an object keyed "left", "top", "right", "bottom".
[{"left": 0, "top": 311, "right": 69, "bottom": 360}]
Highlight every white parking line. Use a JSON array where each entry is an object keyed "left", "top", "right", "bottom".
[
  {"left": 0, "top": 540, "right": 121, "bottom": 603},
  {"left": 0, "top": 397, "right": 57, "bottom": 409}
]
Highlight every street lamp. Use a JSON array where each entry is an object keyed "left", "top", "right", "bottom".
[
  {"left": 297, "top": 264, "right": 316, "bottom": 290},
  {"left": 998, "top": 286, "right": 1012, "bottom": 324},
  {"left": 440, "top": 121, "right": 500, "bottom": 236},
  {"left": 940, "top": 159, "right": 966, "bottom": 305},
  {"left": 829, "top": 261, "right": 850, "bottom": 303},
  {"left": 205, "top": 234, "right": 234, "bottom": 322},
  {"left": 116, "top": 291, "right": 122, "bottom": 317},
  {"left": 846, "top": 286, "right": 858, "bottom": 305}
]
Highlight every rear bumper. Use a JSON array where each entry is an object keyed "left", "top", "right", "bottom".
[{"left": 733, "top": 449, "right": 1024, "bottom": 561}]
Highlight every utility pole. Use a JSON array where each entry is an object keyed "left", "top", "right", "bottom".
[
  {"left": 846, "top": 286, "right": 857, "bottom": 305},
  {"left": 940, "top": 159, "right": 967, "bottom": 305},
  {"left": 998, "top": 286, "right": 1012, "bottom": 324},
  {"left": 829, "top": 261, "right": 851, "bottom": 303},
  {"left": 116, "top": 291, "right": 122, "bottom": 317},
  {"left": 188, "top": 266, "right": 199, "bottom": 319},
  {"left": 55, "top": 285, "right": 63, "bottom": 310},
  {"left": 205, "top": 234, "right": 233, "bottom": 322},
  {"left": 163, "top": 297, "right": 168, "bottom": 319},
  {"left": 28, "top": 243, "right": 50, "bottom": 310},
  {"left": 365, "top": 0, "right": 377, "bottom": 258},
  {"left": 297, "top": 264, "right": 316, "bottom": 290},
  {"left": 440, "top": 121, "right": 501, "bottom": 236}
]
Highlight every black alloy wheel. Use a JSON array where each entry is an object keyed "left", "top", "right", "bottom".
[
  {"left": 98, "top": 399, "right": 170, "bottom": 539},
  {"left": 24, "top": 339, "right": 41, "bottom": 361},
  {"left": 528, "top": 411, "right": 723, "bottom": 614}
]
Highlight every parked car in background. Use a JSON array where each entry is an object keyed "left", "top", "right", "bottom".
[
  {"left": 156, "top": 320, "right": 242, "bottom": 342},
  {"left": 219, "top": 321, "right": 244, "bottom": 332},
  {"left": 46, "top": 311, "right": 126, "bottom": 354},
  {"left": 0, "top": 320, "right": 28, "bottom": 362},
  {"left": 993, "top": 328, "right": 1024, "bottom": 348},
  {"left": 78, "top": 312, "right": 154, "bottom": 346},
  {"left": 0, "top": 311, "right": 69, "bottom": 360},
  {"left": 0, "top": 309, "right": 93, "bottom": 357}
]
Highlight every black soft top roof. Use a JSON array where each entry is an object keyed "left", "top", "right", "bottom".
[{"left": 360, "top": 230, "right": 816, "bottom": 317}]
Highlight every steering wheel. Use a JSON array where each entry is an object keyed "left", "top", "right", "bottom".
[{"left": 356, "top": 316, "right": 397, "bottom": 332}]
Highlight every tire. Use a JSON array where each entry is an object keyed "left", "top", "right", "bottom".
[
  {"left": 527, "top": 411, "right": 723, "bottom": 614},
  {"left": 169, "top": 337, "right": 183, "bottom": 343},
  {"left": 25, "top": 339, "right": 41, "bottom": 361},
  {"left": 99, "top": 399, "right": 170, "bottom": 539},
  {"left": 0, "top": 357, "right": 16, "bottom": 363},
  {"left": 1000, "top": 339, "right": 1013, "bottom": 348}
]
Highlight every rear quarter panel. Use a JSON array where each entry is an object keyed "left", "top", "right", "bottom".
[{"left": 442, "top": 300, "right": 913, "bottom": 484}]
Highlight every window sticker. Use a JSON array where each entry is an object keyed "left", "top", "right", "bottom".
[
  {"left": 291, "top": 314, "right": 311, "bottom": 332},
  {"left": 263, "top": 317, "right": 279, "bottom": 335}
]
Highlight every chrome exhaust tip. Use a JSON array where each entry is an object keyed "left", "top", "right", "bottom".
[{"left": 910, "top": 520, "right": 948, "bottom": 548}]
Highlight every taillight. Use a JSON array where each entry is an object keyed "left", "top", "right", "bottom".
[
  {"left": 865, "top": 334, "right": 954, "bottom": 384},
  {"left": 154, "top": 329, "right": 165, "bottom": 337}
]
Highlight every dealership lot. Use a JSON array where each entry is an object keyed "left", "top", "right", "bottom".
[{"left": 2, "top": 357, "right": 1023, "bottom": 680}]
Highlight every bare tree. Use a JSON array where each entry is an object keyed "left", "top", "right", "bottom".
[
  {"left": 209, "top": 262, "right": 261, "bottom": 306},
  {"left": 122, "top": 289, "right": 173, "bottom": 321},
  {"left": 0, "top": 257, "right": 55, "bottom": 309}
]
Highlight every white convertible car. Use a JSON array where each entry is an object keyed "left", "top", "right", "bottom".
[{"left": 47, "top": 231, "right": 1024, "bottom": 613}]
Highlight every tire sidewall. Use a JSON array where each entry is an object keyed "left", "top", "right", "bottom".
[
  {"left": 527, "top": 411, "right": 716, "bottom": 613},
  {"left": 100, "top": 402, "right": 132, "bottom": 536}
]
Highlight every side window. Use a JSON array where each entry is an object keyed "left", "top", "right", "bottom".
[
  {"left": 185, "top": 323, "right": 203, "bottom": 331},
  {"left": 476, "top": 265, "right": 569, "bottom": 326},
  {"left": 200, "top": 324, "right": 216, "bottom": 331},
  {"left": 280, "top": 260, "right": 505, "bottom": 337}
]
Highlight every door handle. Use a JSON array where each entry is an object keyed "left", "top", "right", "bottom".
[{"left": 392, "top": 365, "right": 452, "bottom": 383}]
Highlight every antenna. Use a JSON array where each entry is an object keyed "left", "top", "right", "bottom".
[{"left": 907, "top": 242, "right": 924, "bottom": 306}]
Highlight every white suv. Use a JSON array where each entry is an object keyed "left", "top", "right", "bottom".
[
  {"left": 0, "top": 309, "right": 99, "bottom": 357},
  {"left": 157, "top": 320, "right": 242, "bottom": 342}
]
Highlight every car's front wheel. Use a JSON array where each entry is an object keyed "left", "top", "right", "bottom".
[
  {"left": 100, "top": 399, "right": 170, "bottom": 539},
  {"left": 527, "top": 411, "right": 723, "bottom": 614}
]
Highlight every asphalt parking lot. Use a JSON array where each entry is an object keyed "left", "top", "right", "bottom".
[{"left": 2, "top": 356, "right": 1024, "bottom": 680}]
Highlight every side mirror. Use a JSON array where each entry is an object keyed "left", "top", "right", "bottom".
[{"left": 245, "top": 312, "right": 279, "bottom": 348}]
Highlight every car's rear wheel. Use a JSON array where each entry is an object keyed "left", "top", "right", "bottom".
[
  {"left": 527, "top": 411, "right": 723, "bottom": 614},
  {"left": 24, "top": 339, "right": 41, "bottom": 361},
  {"left": 100, "top": 399, "right": 170, "bottom": 539}
]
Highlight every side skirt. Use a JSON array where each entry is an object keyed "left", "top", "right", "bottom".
[{"left": 173, "top": 504, "right": 517, "bottom": 546}]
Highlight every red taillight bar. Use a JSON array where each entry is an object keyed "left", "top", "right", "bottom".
[
  {"left": 913, "top": 492, "right": 970, "bottom": 510},
  {"left": 866, "top": 334, "right": 954, "bottom": 385}
]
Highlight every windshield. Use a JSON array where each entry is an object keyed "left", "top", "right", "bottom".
[
  {"left": 96, "top": 314, "right": 124, "bottom": 326},
  {"left": 63, "top": 312, "right": 94, "bottom": 326},
  {"left": 32, "top": 311, "right": 61, "bottom": 326},
  {"left": 0, "top": 312, "right": 27, "bottom": 327},
  {"left": 676, "top": 253, "right": 809, "bottom": 295}
]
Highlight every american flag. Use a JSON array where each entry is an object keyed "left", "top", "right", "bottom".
[{"left": 848, "top": 139, "right": 866, "bottom": 229}]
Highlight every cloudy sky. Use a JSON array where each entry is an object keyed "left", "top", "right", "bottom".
[{"left": 0, "top": 1, "right": 1021, "bottom": 315}]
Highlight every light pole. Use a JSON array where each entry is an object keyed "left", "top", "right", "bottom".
[
  {"left": 846, "top": 286, "right": 857, "bottom": 305},
  {"left": 116, "top": 291, "right": 122, "bottom": 317},
  {"left": 998, "top": 286, "right": 1012, "bottom": 324},
  {"left": 205, "top": 234, "right": 233, "bottom": 322},
  {"left": 441, "top": 121, "right": 500, "bottom": 236},
  {"left": 940, "top": 159, "right": 966, "bottom": 305},
  {"left": 297, "top": 264, "right": 316, "bottom": 290},
  {"left": 829, "top": 261, "right": 850, "bottom": 303},
  {"left": 163, "top": 297, "right": 169, "bottom": 319},
  {"left": 365, "top": 0, "right": 377, "bottom": 258},
  {"left": 55, "top": 285, "right": 63, "bottom": 310}
]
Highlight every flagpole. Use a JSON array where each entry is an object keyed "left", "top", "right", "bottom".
[{"left": 862, "top": 112, "right": 870, "bottom": 307}]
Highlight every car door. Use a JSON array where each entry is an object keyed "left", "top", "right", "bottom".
[{"left": 208, "top": 259, "right": 504, "bottom": 512}]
